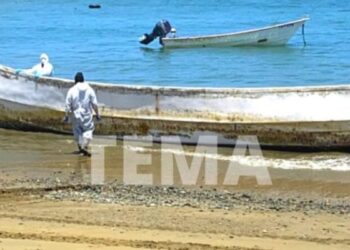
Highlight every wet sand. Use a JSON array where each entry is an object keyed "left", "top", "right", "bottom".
[{"left": 0, "top": 128, "right": 350, "bottom": 249}]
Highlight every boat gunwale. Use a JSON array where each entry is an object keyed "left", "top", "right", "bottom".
[
  {"left": 162, "top": 17, "right": 310, "bottom": 42},
  {"left": 2, "top": 64, "right": 350, "bottom": 96},
  {"left": 0, "top": 97, "right": 349, "bottom": 126}
]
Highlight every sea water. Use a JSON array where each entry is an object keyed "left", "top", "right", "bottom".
[
  {"left": 1, "top": 0, "right": 350, "bottom": 172},
  {"left": 0, "top": 0, "right": 349, "bottom": 87}
]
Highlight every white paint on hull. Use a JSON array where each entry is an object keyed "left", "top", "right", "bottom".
[{"left": 2, "top": 64, "right": 350, "bottom": 123}]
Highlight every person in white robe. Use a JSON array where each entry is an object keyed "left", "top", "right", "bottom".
[{"left": 64, "top": 72, "right": 100, "bottom": 156}]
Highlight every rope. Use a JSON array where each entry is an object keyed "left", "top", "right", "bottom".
[{"left": 302, "top": 24, "right": 307, "bottom": 47}]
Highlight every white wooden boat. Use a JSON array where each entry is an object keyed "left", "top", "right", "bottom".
[
  {"left": 2, "top": 64, "right": 350, "bottom": 151},
  {"left": 140, "top": 17, "right": 310, "bottom": 48}
]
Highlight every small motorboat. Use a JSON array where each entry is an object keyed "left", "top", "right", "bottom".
[{"left": 139, "top": 17, "right": 310, "bottom": 48}]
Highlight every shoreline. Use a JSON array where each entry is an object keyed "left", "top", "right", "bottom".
[{"left": 0, "top": 128, "right": 349, "bottom": 249}]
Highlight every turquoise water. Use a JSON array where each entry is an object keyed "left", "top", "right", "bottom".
[{"left": 0, "top": 0, "right": 349, "bottom": 87}]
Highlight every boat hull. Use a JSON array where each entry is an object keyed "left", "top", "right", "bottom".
[
  {"left": 2, "top": 64, "right": 350, "bottom": 151},
  {"left": 1, "top": 97, "right": 350, "bottom": 151},
  {"left": 162, "top": 18, "right": 309, "bottom": 48}
]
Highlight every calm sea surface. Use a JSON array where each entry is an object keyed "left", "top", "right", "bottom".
[{"left": 0, "top": 0, "right": 349, "bottom": 87}]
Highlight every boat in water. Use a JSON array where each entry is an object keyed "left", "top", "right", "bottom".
[
  {"left": 1, "top": 64, "right": 350, "bottom": 151},
  {"left": 139, "top": 17, "right": 310, "bottom": 48}
]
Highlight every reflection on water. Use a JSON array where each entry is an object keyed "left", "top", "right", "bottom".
[{"left": 1, "top": 129, "right": 350, "bottom": 190}]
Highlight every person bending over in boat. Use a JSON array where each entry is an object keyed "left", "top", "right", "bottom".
[
  {"left": 16, "top": 53, "right": 54, "bottom": 78},
  {"left": 64, "top": 72, "right": 101, "bottom": 157}
]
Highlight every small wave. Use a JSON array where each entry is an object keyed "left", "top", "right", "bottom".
[{"left": 124, "top": 145, "right": 350, "bottom": 171}]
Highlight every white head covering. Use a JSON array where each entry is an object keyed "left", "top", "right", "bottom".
[{"left": 40, "top": 53, "right": 49, "bottom": 63}]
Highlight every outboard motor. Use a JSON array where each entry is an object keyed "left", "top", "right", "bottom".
[{"left": 139, "top": 20, "right": 172, "bottom": 45}]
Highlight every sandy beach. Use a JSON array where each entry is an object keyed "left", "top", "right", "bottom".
[{"left": 0, "top": 129, "right": 350, "bottom": 249}]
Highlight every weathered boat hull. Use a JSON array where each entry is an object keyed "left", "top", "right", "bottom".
[
  {"left": 1, "top": 97, "right": 350, "bottom": 151},
  {"left": 162, "top": 17, "right": 309, "bottom": 48},
  {"left": 1, "top": 64, "right": 350, "bottom": 151}
]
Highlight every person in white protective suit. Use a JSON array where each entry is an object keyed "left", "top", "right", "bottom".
[
  {"left": 64, "top": 72, "right": 101, "bottom": 156},
  {"left": 16, "top": 53, "right": 54, "bottom": 77}
]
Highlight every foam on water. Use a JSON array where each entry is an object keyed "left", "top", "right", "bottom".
[{"left": 125, "top": 145, "right": 350, "bottom": 172}]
